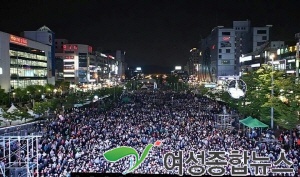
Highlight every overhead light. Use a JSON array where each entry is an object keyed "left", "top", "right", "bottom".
[{"left": 228, "top": 88, "right": 245, "bottom": 99}]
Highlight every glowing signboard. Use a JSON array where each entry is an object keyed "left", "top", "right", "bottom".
[
  {"left": 222, "top": 36, "right": 230, "bottom": 41},
  {"left": 10, "top": 35, "right": 28, "bottom": 46},
  {"left": 88, "top": 46, "right": 92, "bottom": 53},
  {"left": 136, "top": 67, "right": 141, "bottom": 71},
  {"left": 63, "top": 45, "right": 78, "bottom": 51},
  {"left": 175, "top": 66, "right": 182, "bottom": 70},
  {"left": 64, "top": 56, "right": 74, "bottom": 59}
]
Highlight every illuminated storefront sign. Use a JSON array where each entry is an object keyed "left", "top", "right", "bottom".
[
  {"left": 277, "top": 45, "right": 297, "bottom": 55},
  {"left": 63, "top": 45, "right": 78, "bottom": 50},
  {"left": 10, "top": 35, "right": 28, "bottom": 46},
  {"left": 222, "top": 36, "right": 230, "bottom": 41},
  {"left": 64, "top": 56, "right": 74, "bottom": 59}
]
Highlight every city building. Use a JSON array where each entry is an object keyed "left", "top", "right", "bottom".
[
  {"left": 22, "top": 26, "right": 56, "bottom": 84},
  {"left": 124, "top": 67, "right": 136, "bottom": 81},
  {"left": 54, "top": 39, "right": 69, "bottom": 81},
  {"left": 55, "top": 43, "right": 94, "bottom": 84},
  {"left": 239, "top": 42, "right": 298, "bottom": 76},
  {"left": 94, "top": 51, "right": 118, "bottom": 85},
  {"left": 115, "top": 50, "right": 127, "bottom": 81},
  {"left": 187, "top": 48, "right": 201, "bottom": 77},
  {"left": 199, "top": 20, "right": 271, "bottom": 82},
  {"left": 0, "top": 32, "right": 52, "bottom": 92},
  {"left": 101, "top": 50, "right": 126, "bottom": 82}
]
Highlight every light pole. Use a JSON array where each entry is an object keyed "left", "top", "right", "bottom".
[
  {"left": 270, "top": 53, "right": 275, "bottom": 129},
  {"left": 295, "top": 33, "right": 300, "bottom": 84}
]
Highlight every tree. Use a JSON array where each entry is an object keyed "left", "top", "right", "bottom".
[
  {"left": 0, "top": 86, "right": 8, "bottom": 106},
  {"left": 197, "top": 85, "right": 209, "bottom": 96},
  {"left": 3, "top": 110, "right": 21, "bottom": 125},
  {"left": 262, "top": 74, "right": 300, "bottom": 129},
  {"left": 14, "top": 108, "right": 33, "bottom": 122},
  {"left": 33, "top": 102, "right": 51, "bottom": 118},
  {"left": 216, "top": 64, "right": 300, "bottom": 129}
]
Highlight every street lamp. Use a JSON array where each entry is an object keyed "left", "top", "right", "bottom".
[
  {"left": 53, "top": 89, "right": 57, "bottom": 96},
  {"left": 270, "top": 53, "right": 275, "bottom": 129},
  {"left": 12, "top": 92, "right": 16, "bottom": 102}
]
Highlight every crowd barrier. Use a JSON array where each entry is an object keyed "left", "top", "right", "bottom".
[{"left": 0, "top": 120, "right": 46, "bottom": 136}]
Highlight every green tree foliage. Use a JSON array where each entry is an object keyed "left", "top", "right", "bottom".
[
  {"left": 0, "top": 86, "right": 8, "bottom": 105},
  {"left": 33, "top": 101, "right": 51, "bottom": 117},
  {"left": 166, "top": 75, "right": 179, "bottom": 84},
  {"left": 55, "top": 81, "right": 70, "bottom": 92},
  {"left": 217, "top": 64, "right": 300, "bottom": 129},
  {"left": 14, "top": 107, "right": 33, "bottom": 122},
  {"left": 3, "top": 110, "right": 21, "bottom": 122},
  {"left": 197, "top": 85, "right": 209, "bottom": 96}
]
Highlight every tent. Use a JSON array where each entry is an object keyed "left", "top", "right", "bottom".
[
  {"left": 239, "top": 116, "right": 268, "bottom": 128},
  {"left": 122, "top": 97, "right": 131, "bottom": 103},
  {"left": 141, "top": 84, "right": 148, "bottom": 89},
  {"left": 27, "top": 110, "right": 40, "bottom": 118},
  {"left": 7, "top": 103, "right": 19, "bottom": 113}
]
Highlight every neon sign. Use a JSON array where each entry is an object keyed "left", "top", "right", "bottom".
[
  {"left": 63, "top": 45, "right": 78, "bottom": 51},
  {"left": 223, "top": 36, "right": 230, "bottom": 41},
  {"left": 10, "top": 35, "right": 28, "bottom": 46},
  {"left": 64, "top": 56, "right": 74, "bottom": 59}
]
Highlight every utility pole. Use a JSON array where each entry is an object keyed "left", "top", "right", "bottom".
[{"left": 271, "top": 55, "right": 274, "bottom": 129}]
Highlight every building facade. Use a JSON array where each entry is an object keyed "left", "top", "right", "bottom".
[
  {"left": 239, "top": 42, "right": 298, "bottom": 76},
  {"left": 0, "top": 32, "right": 52, "bottom": 92},
  {"left": 199, "top": 20, "right": 271, "bottom": 82},
  {"left": 22, "top": 26, "right": 56, "bottom": 82},
  {"left": 55, "top": 44, "right": 94, "bottom": 84}
]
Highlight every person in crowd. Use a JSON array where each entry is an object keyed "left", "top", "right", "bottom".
[{"left": 1, "top": 90, "right": 299, "bottom": 176}]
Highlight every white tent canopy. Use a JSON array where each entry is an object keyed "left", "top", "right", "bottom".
[
  {"left": 141, "top": 84, "right": 148, "bottom": 89},
  {"left": 7, "top": 104, "right": 19, "bottom": 113},
  {"left": 27, "top": 109, "right": 39, "bottom": 118}
]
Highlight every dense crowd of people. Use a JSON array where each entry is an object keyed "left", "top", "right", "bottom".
[{"left": 1, "top": 89, "right": 300, "bottom": 176}]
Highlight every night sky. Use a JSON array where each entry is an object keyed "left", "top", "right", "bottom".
[{"left": 0, "top": 0, "right": 299, "bottom": 73}]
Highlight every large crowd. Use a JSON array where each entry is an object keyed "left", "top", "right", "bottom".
[{"left": 1, "top": 90, "right": 300, "bottom": 176}]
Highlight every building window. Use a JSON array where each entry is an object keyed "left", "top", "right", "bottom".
[
  {"left": 219, "top": 49, "right": 222, "bottom": 53},
  {"left": 262, "top": 36, "right": 267, "bottom": 40},
  {"left": 222, "top": 32, "right": 231, "bottom": 35},
  {"left": 226, "top": 49, "right": 230, "bottom": 53},
  {"left": 221, "top": 60, "right": 230, "bottom": 64},
  {"left": 219, "top": 55, "right": 222, "bottom": 59},
  {"left": 257, "top": 30, "right": 267, "bottom": 34},
  {"left": 257, "top": 42, "right": 265, "bottom": 46}
]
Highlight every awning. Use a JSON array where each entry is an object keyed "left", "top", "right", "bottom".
[{"left": 239, "top": 116, "right": 268, "bottom": 128}]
